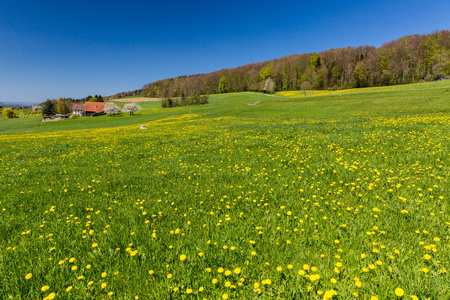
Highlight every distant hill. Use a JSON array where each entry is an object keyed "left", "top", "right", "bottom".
[
  {"left": 0, "top": 102, "right": 36, "bottom": 107},
  {"left": 110, "top": 29, "right": 450, "bottom": 100}
]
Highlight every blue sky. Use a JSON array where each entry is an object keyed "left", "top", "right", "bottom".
[{"left": 1, "top": 0, "right": 449, "bottom": 104}]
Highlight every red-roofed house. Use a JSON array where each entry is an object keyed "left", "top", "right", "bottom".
[
  {"left": 72, "top": 103, "right": 85, "bottom": 116},
  {"left": 84, "top": 102, "right": 106, "bottom": 115}
]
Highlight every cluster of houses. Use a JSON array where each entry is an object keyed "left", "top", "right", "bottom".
[{"left": 72, "top": 102, "right": 106, "bottom": 116}]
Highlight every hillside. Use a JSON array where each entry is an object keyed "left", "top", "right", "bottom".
[
  {"left": 1, "top": 80, "right": 449, "bottom": 135},
  {"left": 1, "top": 80, "right": 450, "bottom": 299},
  {"left": 110, "top": 30, "right": 450, "bottom": 100}
]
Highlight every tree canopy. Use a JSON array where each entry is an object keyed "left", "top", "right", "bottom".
[
  {"left": 218, "top": 76, "right": 227, "bottom": 93},
  {"left": 138, "top": 30, "right": 450, "bottom": 98},
  {"left": 41, "top": 100, "right": 56, "bottom": 117},
  {"left": 103, "top": 102, "right": 120, "bottom": 115},
  {"left": 122, "top": 103, "right": 141, "bottom": 115},
  {"left": 56, "top": 98, "right": 72, "bottom": 115}
]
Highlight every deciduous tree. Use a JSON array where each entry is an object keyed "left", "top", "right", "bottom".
[
  {"left": 259, "top": 62, "right": 274, "bottom": 80},
  {"left": 103, "top": 102, "right": 120, "bottom": 115},
  {"left": 56, "top": 98, "right": 72, "bottom": 115},
  {"left": 41, "top": 99, "right": 56, "bottom": 117},
  {"left": 123, "top": 103, "right": 141, "bottom": 115},
  {"left": 301, "top": 81, "right": 310, "bottom": 96},
  {"left": 218, "top": 76, "right": 228, "bottom": 93}
]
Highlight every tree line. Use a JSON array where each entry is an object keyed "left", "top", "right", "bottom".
[
  {"left": 161, "top": 94, "right": 209, "bottom": 108},
  {"left": 139, "top": 30, "right": 450, "bottom": 97}
]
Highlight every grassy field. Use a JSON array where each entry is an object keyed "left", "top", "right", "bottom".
[{"left": 1, "top": 81, "right": 450, "bottom": 299}]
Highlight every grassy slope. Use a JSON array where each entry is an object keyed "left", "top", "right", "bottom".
[
  {"left": 1, "top": 80, "right": 450, "bottom": 299},
  {"left": 1, "top": 80, "right": 449, "bottom": 135}
]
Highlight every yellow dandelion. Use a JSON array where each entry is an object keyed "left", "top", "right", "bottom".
[
  {"left": 41, "top": 285, "right": 50, "bottom": 292},
  {"left": 395, "top": 288, "right": 404, "bottom": 297},
  {"left": 47, "top": 293, "right": 55, "bottom": 300},
  {"left": 25, "top": 273, "right": 32, "bottom": 280}
]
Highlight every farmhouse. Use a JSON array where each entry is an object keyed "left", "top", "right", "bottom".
[
  {"left": 72, "top": 103, "right": 85, "bottom": 116},
  {"left": 72, "top": 102, "right": 107, "bottom": 116},
  {"left": 84, "top": 102, "right": 106, "bottom": 116}
]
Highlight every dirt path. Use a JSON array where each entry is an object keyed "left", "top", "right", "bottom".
[{"left": 111, "top": 97, "right": 162, "bottom": 103}]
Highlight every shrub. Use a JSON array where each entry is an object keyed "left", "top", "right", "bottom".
[
  {"left": 2, "top": 107, "right": 16, "bottom": 119},
  {"left": 161, "top": 95, "right": 209, "bottom": 108}
]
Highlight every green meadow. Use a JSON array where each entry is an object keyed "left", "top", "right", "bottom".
[{"left": 1, "top": 81, "right": 450, "bottom": 299}]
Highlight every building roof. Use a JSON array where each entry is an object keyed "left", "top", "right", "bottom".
[
  {"left": 73, "top": 103, "right": 85, "bottom": 110},
  {"left": 84, "top": 102, "right": 105, "bottom": 113}
]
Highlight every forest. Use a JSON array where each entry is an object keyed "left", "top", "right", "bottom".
[{"left": 109, "top": 30, "right": 450, "bottom": 99}]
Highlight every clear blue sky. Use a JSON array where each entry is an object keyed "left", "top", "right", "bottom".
[{"left": 1, "top": 0, "right": 449, "bottom": 104}]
